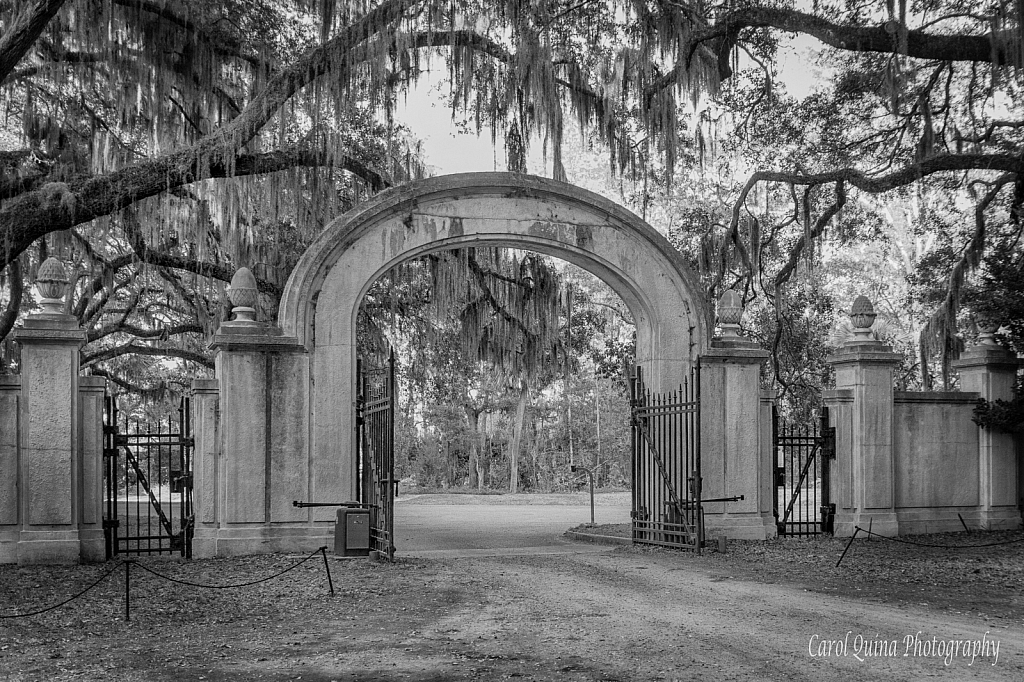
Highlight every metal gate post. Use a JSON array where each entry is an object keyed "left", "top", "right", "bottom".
[
  {"left": 385, "top": 350, "right": 396, "bottom": 562},
  {"left": 819, "top": 406, "right": 836, "bottom": 535}
]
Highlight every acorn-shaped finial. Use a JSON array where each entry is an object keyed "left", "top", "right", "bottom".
[
  {"left": 35, "top": 257, "right": 69, "bottom": 315},
  {"left": 716, "top": 289, "right": 744, "bottom": 338},
  {"left": 849, "top": 295, "right": 876, "bottom": 339},
  {"left": 227, "top": 267, "right": 258, "bottom": 323}
]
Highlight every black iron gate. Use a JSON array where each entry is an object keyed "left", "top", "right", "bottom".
[
  {"left": 103, "top": 397, "right": 194, "bottom": 558},
  {"left": 629, "top": 365, "right": 703, "bottom": 551},
  {"left": 356, "top": 351, "right": 396, "bottom": 561},
  {"left": 773, "top": 406, "right": 835, "bottom": 536}
]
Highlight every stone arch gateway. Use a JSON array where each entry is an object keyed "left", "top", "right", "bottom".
[{"left": 194, "top": 173, "right": 774, "bottom": 558}]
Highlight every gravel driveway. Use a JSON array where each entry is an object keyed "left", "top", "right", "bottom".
[
  {"left": 395, "top": 491, "right": 631, "bottom": 557},
  {"left": 0, "top": 492, "right": 1021, "bottom": 681}
]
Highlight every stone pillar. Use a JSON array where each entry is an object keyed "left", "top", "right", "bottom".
[
  {"left": 77, "top": 376, "right": 106, "bottom": 562},
  {"left": 196, "top": 268, "right": 321, "bottom": 557},
  {"left": 0, "top": 376, "right": 20, "bottom": 562},
  {"left": 826, "top": 296, "right": 901, "bottom": 537},
  {"left": 953, "top": 332, "right": 1022, "bottom": 530},
  {"left": 12, "top": 258, "right": 89, "bottom": 563},
  {"left": 189, "top": 378, "right": 219, "bottom": 557},
  {"left": 700, "top": 290, "right": 775, "bottom": 540}
]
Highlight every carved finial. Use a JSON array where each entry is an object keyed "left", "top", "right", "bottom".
[
  {"left": 35, "top": 257, "right": 69, "bottom": 315},
  {"left": 717, "top": 289, "right": 744, "bottom": 338},
  {"left": 849, "top": 295, "right": 876, "bottom": 339},
  {"left": 227, "top": 267, "right": 258, "bottom": 324},
  {"left": 974, "top": 314, "right": 1000, "bottom": 346}
]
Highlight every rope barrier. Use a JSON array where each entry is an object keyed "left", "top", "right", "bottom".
[
  {"left": 854, "top": 526, "right": 1024, "bottom": 549},
  {"left": 129, "top": 547, "right": 325, "bottom": 589},
  {"left": 1, "top": 547, "right": 334, "bottom": 621},
  {"left": 0, "top": 562, "right": 122, "bottom": 619}
]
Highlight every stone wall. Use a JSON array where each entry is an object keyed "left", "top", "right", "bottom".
[
  {"left": 892, "top": 392, "right": 983, "bottom": 533},
  {"left": 825, "top": 316, "right": 1022, "bottom": 537}
]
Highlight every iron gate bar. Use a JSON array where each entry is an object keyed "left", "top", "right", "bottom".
[
  {"left": 103, "top": 396, "right": 194, "bottom": 558},
  {"left": 119, "top": 442, "right": 175, "bottom": 538},
  {"left": 772, "top": 406, "right": 833, "bottom": 536},
  {"left": 780, "top": 440, "right": 821, "bottom": 527},
  {"left": 630, "top": 364, "right": 703, "bottom": 552},
  {"left": 356, "top": 350, "right": 396, "bottom": 562},
  {"left": 633, "top": 418, "right": 697, "bottom": 538}
]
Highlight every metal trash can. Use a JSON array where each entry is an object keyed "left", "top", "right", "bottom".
[{"left": 334, "top": 508, "right": 370, "bottom": 557}]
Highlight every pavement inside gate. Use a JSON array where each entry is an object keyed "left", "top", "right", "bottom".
[{"left": 393, "top": 491, "right": 631, "bottom": 558}]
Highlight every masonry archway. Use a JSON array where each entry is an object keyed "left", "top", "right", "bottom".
[
  {"left": 278, "top": 172, "right": 713, "bottom": 499},
  {"left": 196, "top": 172, "right": 774, "bottom": 558}
]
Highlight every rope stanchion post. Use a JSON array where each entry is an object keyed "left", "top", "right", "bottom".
[
  {"left": 835, "top": 527, "right": 861, "bottom": 568},
  {"left": 124, "top": 557, "right": 134, "bottom": 622},
  {"left": 320, "top": 546, "right": 334, "bottom": 596}
]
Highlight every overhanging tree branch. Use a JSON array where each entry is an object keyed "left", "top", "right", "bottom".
[
  {"left": 88, "top": 367, "right": 191, "bottom": 399},
  {"left": 110, "top": 0, "right": 267, "bottom": 71},
  {"left": 81, "top": 342, "right": 215, "bottom": 369},
  {"left": 87, "top": 321, "right": 204, "bottom": 344},
  {"left": 120, "top": 210, "right": 282, "bottom": 297},
  {"left": 1, "top": 0, "right": 419, "bottom": 267},
  {"left": 0, "top": 0, "right": 68, "bottom": 85},
  {"left": 1, "top": 145, "right": 390, "bottom": 268},
  {"left": 667, "top": 6, "right": 1023, "bottom": 88}
]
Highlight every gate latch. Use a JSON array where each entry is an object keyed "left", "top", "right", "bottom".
[{"left": 170, "top": 471, "right": 192, "bottom": 493}]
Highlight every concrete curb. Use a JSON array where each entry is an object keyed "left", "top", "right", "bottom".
[{"left": 565, "top": 530, "right": 632, "bottom": 546}]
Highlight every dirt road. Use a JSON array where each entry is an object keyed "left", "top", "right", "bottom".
[
  {"left": 410, "top": 549, "right": 1022, "bottom": 681},
  {"left": 394, "top": 491, "right": 631, "bottom": 557},
  {"left": 1, "top": 494, "right": 1021, "bottom": 680}
]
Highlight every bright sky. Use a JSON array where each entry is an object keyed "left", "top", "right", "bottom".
[
  {"left": 394, "top": 78, "right": 506, "bottom": 175},
  {"left": 395, "top": 33, "right": 825, "bottom": 176}
]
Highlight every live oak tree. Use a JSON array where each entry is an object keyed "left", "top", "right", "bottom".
[
  {"left": 360, "top": 248, "right": 565, "bottom": 492},
  {"left": 2, "top": 0, "right": 1023, "bottom": 394}
]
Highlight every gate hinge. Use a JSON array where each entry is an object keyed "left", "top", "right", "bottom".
[
  {"left": 102, "top": 519, "right": 119, "bottom": 529},
  {"left": 774, "top": 466, "right": 785, "bottom": 487},
  {"left": 822, "top": 426, "right": 836, "bottom": 459}
]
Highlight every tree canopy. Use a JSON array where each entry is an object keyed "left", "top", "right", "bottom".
[{"left": 1, "top": 0, "right": 1022, "bottom": 396}]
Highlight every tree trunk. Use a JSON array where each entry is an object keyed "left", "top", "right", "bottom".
[
  {"left": 466, "top": 405, "right": 479, "bottom": 489},
  {"left": 476, "top": 412, "right": 487, "bottom": 490},
  {"left": 508, "top": 380, "right": 529, "bottom": 494}
]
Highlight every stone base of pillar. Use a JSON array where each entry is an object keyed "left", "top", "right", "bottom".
[
  {"left": 833, "top": 511, "right": 899, "bottom": 538},
  {"left": 978, "top": 507, "right": 1023, "bottom": 531},
  {"left": 703, "top": 512, "right": 777, "bottom": 540},
  {"left": 0, "top": 528, "right": 16, "bottom": 563},
  {"left": 894, "top": 508, "right": 987, "bottom": 534},
  {"left": 17, "top": 529, "right": 81, "bottom": 564},
  {"left": 79, "top": 528, "right": 106, "bottom": 562},
  {"left": 192, "top": 524, "right": 332, "bottom": 558}
]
